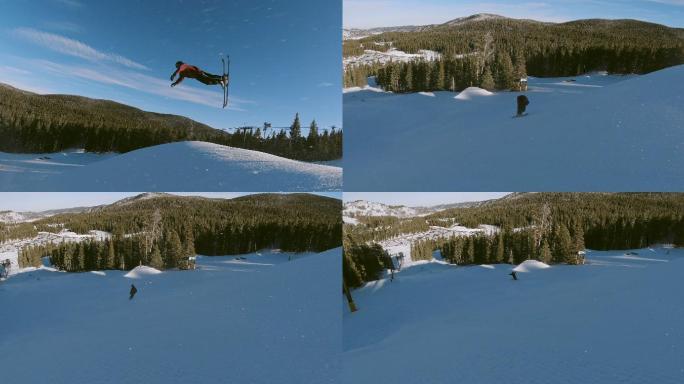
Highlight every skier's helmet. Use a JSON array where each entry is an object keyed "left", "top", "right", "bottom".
[{"left": 175, "top": 61, "right": 183, "bottom": 68}]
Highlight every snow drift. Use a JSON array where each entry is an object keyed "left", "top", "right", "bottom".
[
  {"left": 0, "top": 141, "right": 341, "bottom": 191},
  {"left": 344, "top": 65, "right": 684, "bottom": 190}
]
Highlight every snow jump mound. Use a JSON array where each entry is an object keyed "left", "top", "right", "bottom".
[
  {"left": 124, "top": 265, "right": 162, "bottom": 279},
  {"left": 454, "top": 87, "right": 494, "bottom": 100},
  {"left": 50, "top": 141, "right": 342, "bottom": 191},
  {"left": 513, "top": 259, "right": 551, "bottom": 273}
]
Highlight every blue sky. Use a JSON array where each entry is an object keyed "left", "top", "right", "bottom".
[
  {"left": 343, "top": 192, "right": 510, "bottom": 206},
  {"left": 0, "top": 0, "right": 341, "bottom": 130},
  {"left": 0, "top": 192, "right": 341, "bottom": 212},
  {"left": 344, "top": 0, "right": 684, "bottom": 28}
]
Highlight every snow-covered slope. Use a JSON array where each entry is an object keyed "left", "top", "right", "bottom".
[
  {"left": 1, "top": 248, "right": 341, "bottom": 384},
  {"left": 0, "top": 211, "right": 29, "bottom": 223},
  {"left": 343, "top": 25, "right": 430, "bottom": 40},
  {"left": 344, "top": 65, "right": 684, "bottom": 190},
  {"left": 343, "top": 200, "right": 420, "bottom": 218},
  {"left": 343, "top": 247, "right": 684, "bottom": 383},
  {"left": 0, "top": 141, "right": 342, "bottom": 191},
  {"left": 344, "top": 48, "right": 441, "bottom": 68}
]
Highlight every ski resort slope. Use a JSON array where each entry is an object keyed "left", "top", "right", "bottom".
[
  {"left": 344, "top": 65, "right": 684, "bottom": 190},
  {"left": 0, "top": 141, "right": 342, "bottom": 191},
  {"left": 343, "top": 247, "right": 684, "bottom": 384},
  {"left": 0, "top": 248, "right": 341, "bottom": 384}
]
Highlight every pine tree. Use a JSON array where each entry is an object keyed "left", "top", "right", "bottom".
[
  {"left": 495, "top": 231, "right": 505, "bottom": 263},
  {"left": 165, "top": 230, "right": 183, "bottom": 268},
  {"left": 307, "top": 120, "right": 319, "bottom": 145},
  {"left": 77, "top": 243, "right": 85, "bottom": 270},
  {"left": 183, "top": 225, "right": 195, "bottom": 256},
  {"left": 554, "top": 224, "right": 573, "bottom": 263},
  {"left": 403, "top": 63, "right": 413, "bottom": 91},
  {"left": 573, "top": 221, "right": 585, "bottom": 253},
  {"left": 480, "top": 67, "right": 495, "bottom": 90},
  {"left": 149, "top": 244, "right": 164, "bottom": 269},
  {"left": 289, "top": 113, "right": 301, "bottom": 140},
  {"left": 495, "top": 51, "right": 515, "bottom": 90},
  {"left": 106, "top": 239, "right": 116, "bottom": 269},
  {"left": 513, "top": 50, "right": 527, "bottom": 82},
  {"left": 539, "top": 239, "right": 551, "bottom": 264}
]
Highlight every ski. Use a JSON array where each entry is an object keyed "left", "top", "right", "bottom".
[{"left": 221, "top": 54, "right": 230, "bottom": 108}]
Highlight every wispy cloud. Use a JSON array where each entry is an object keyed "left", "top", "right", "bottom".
[
  {"left": 317, "top": 82, "right": 334, "bottom": 87},
  {"left": 13, "top": 28, "right": 147, "bottom": 70},
  {"left": 0, "top": 65, "right": 31, "bottom": 76},
  {"left": 35, "top": 59, "right": 251, "bottom": 111}
]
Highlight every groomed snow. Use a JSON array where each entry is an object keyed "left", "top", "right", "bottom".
[
  {"left": 1, "top": 248, "right": 341, "bottom": 384},
  {"left": 344, "top": 65, "right": 684, "bottom": 190},
  {"left": 0, "top": 141, "right": 341, "bottom": 191},
  {"left": 343, "top": 247, "right": 684, "bottom": 383}
]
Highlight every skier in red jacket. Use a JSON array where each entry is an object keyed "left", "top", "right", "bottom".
[{"left": 170, "top": 61, "right": 227, "bottom": 88}]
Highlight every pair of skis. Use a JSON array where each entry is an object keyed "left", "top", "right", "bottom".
[{"left": 221, "top": 54, "right": 230, "bottom": 108}]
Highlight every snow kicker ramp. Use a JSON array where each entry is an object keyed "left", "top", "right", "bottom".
[
  {"left": 47, "top": 141, "right": 341, "bottom": 191},
  {"left": 344, "top": 65, "right": 684, "bottom": 191}
]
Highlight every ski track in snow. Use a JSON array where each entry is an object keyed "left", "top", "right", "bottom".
[
  {"left": 1, "top": 248, "right": 342, "bottom": 384},
  {"left": 344, "top": 66, "right": 684, "bottom": 190},
  {"left": 343, "top": 247, "right": 684, "bottom": 384},
  {"left": 0, "top": 141, "right": 342, "bottom": 191}
]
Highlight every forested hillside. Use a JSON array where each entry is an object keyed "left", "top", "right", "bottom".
[
  {"left": 0, "top": 84, "right": 342, "bottom": 161},
  {"left": 343, "top": 16, "right": 684, "bottom": 90},
  {"left": 5, "top": 193, "right": 342, "bottom": 272},
  {"left": 344, "top": 193, "right": 684, "bottom": 287}
]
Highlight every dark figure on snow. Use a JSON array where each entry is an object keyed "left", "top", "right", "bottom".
[
  {"left": 516, "top": 95, "right": 529, "bottom": 116},
  {"left": 170, "top": 61, "right": 227, "bottom": 88},
  {"left": 129, "top": 284, "right": 138, "bottom": 300},
  {"left": 509, "top": 271, "right": 518, "bottom": 281}
]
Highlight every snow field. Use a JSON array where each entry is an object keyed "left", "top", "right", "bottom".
[
  {"left": 344, "top": 65, "right": 684, "bottom": 190},
  {"left": 1, "top": 248, "right": 342, "bottom": 384},
  {"left": 343, "top": 247, "right": 684, "bottom": 384}
]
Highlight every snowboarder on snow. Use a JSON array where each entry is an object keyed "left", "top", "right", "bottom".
[
  {"left": 509, "top": 271, "right": 518, "bottom": 280},
  {"left": 170, "top": 61, "right": 227, "bottom": 88},
  {"left": 516, "top": 95, "right": 529, "bottom": 117},
  {"left": 129, "top": 284, "right": 138, "bottom": 300}
]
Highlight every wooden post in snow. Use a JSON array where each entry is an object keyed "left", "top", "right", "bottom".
[{"left": 343, "top": 281, "right": 358, "bottom": 313}]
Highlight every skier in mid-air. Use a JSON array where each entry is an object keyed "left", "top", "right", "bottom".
[
  {"left": 129, "top": 284, "right": 138, "bottom": 300},
  {"left": 170, "top": 61, "right": 227, "bottom": 88},
  {"left": 516, "top": 95, "right": 529, "bottom": 117}
]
